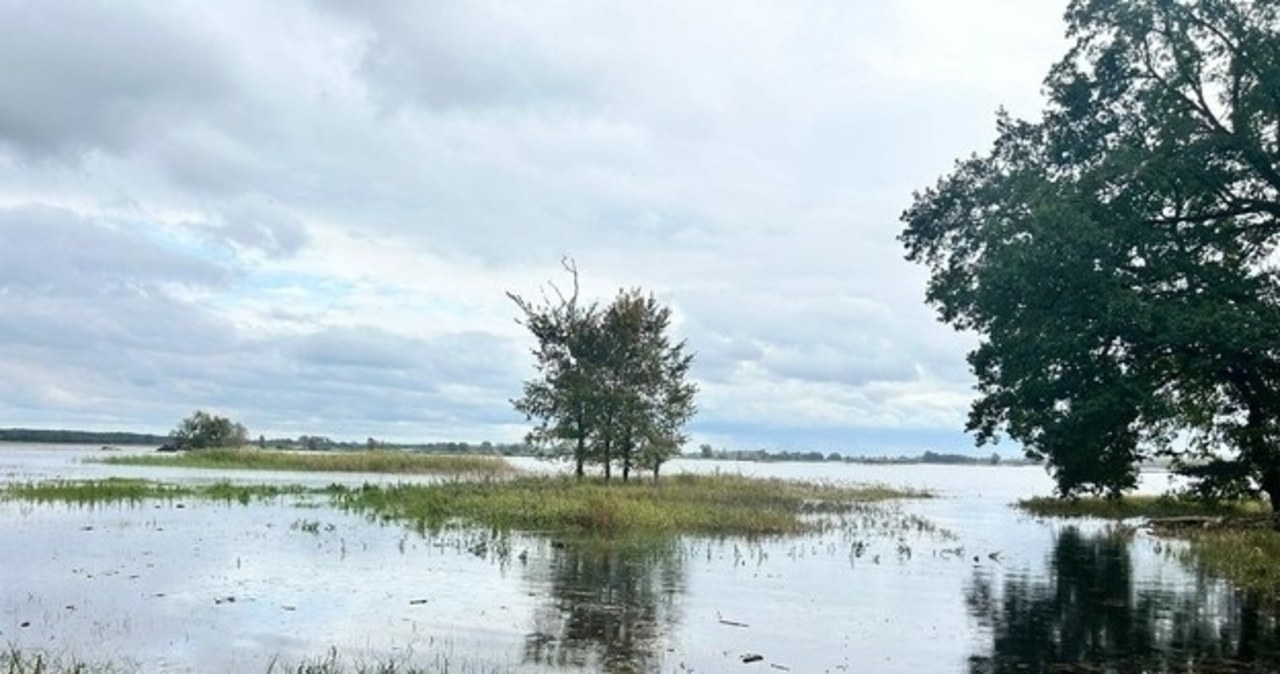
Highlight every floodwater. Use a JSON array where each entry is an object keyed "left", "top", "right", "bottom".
[{"left": 1, "top": 444, "right": 1277, "bottom": 673}]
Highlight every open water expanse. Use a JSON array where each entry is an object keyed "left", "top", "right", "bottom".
[{"left": 1, "top": 444, "right": 1277, "bottom": 673}]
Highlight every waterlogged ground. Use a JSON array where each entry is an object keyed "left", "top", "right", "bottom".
[{"left": 2, "top": 444, "right": 1278, "bottom": 672}]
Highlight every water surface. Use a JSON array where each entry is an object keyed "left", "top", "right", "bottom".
[{"left": 1, "top": 445, "right": 1275, "bottom": 672}]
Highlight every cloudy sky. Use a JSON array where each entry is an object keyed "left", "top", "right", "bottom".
[{"left": 0, "top": 0, "right": 1069, "bottom": 453}]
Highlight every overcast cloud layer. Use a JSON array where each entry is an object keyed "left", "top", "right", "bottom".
[{"left": 0, "top": 0, "right": 1068, "bottom": 453}]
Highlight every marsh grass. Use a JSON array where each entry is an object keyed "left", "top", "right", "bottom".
[
  {"left": 0, "top": 478, "right": 324, "bottom": 506},
  {"left": 1177, "top": 529, "right": 1280, "bottom": 597},
  {"left": 96, "top": 449, "right": 514, "bottom": 477},
  {"left": 1017, "top": 494, "right": 1267, "bottom": 520},
  {"left": 2, "top": 473, "right": 929, "bottom": 537},
  {"left": 332, "top": 473, "right": 930, "bottom": 536},
  {"left": 1018, "top": 495, "right": 1280, "bottom": 596}
]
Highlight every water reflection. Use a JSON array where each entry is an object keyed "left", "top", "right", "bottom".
[
  {"left": 522, "top": 539, "right": 685, "bottom": 674},
  {"left": 967, "top": 526, "right": 1280, "bottom": 672}
]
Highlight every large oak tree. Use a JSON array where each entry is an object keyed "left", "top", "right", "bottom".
[{"left": 901, "top": 0, "right": 1280, "bottom": 516}]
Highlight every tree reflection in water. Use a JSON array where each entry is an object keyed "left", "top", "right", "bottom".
[
  {"left": 967, "top": 526, "right": 1280, "bottom": 673},
  {"left": 522, "top": 538, "right": 685, "bottom": 674}
]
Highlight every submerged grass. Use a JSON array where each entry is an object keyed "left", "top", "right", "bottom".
[
  {"left": 95, "top": 449, "right": 515, "bottom": 477},
  {"left": 332, "top": 473, "right": 930, "bottom": 536},
  {"left": 0, "top": 646, "right": 126, "bottom": 674},
  {"left": 1017, "top": 494, "right": 1267, "bottom": 520},
  {"left": 0, "top": 478, "right": 323, "bottom": 506},
  {"left": 0, "top": 646, "right": 511, "bottom": 674}
]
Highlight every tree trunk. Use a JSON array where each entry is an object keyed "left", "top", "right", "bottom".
[
  {"left": 652, "top": 463, "right": 660, "bottom": 482},
  {"left": 620, "top": 427, "right": 632, "bottom": 482},
  {"left": 575, "top": 436, "right": 585, "bottom": 479},
  {"left": 603, "top": 438, "right": 612, "bottom": 482},
  {"left": 1226, "top": 370, "right": 1280, "bottom": 529},
  {"left": 1261, "top": 467, "right": 1280, "bottom": 531}
]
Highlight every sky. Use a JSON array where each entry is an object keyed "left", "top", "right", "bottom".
[{"left": 0, "top": 0, "right": 1070, "bottom": 454}]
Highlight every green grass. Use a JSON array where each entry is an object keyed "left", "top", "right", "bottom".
[
  {"left": 95, "top": 449, "right": 515, "bottom": 477},
  {"left": 1017, "top": 494, "right": 1267, "bottom": 520},
  {"left": 331, "top": 473, "right": 930, "bottom": 536}
]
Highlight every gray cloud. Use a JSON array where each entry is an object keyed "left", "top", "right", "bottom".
[
  {"left": 0, "top": 205, "right": 226, "bottom": 296},
  {"left": 326, "top": 4, "right": 598, "bottom": 112},
  {"left": 0, "top": 1, "right": 231, "bottom": 161}
]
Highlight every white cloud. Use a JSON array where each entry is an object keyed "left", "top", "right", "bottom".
[{"left": 0, "top": 0, "right": 1070, "bottom": 451}]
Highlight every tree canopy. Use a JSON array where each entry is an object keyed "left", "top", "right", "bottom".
[
  {"left": 509, "top": 262, "right": 697, "bottom": 481},
  {"left": 170, "top": 410, "right": 249, "bottom": 450},
  {"left": 900, "top": 0, "right": 1280, "bottom": 514}
]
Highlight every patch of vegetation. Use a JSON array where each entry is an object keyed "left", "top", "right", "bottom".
[
  {"left": 2, "top": 473, "right": 930, "bottom": 537},
  {"left": 1017, "top": 495, "right": 1267, "bottom": 520},
  {"left": 0, "top": 478, "right": 323, "bottom": 506},
  {"left": 1017, "top": 495, "right": 1280, "bottom": 596},
  {"left": 1177, "top": 529, "right": 1280, "bottom": 598},
  {"left": 332, "top": 473, "right": 930, "bottom": 536},
  {"left": 95, "top": 449, "right": 515, "bottom": 477}
]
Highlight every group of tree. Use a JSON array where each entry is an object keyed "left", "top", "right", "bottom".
[
  {"left": 510, "top": 261, "right": 698, "bottom": 481},
  {"left": 901, "top": 0, "right": 1280, "bottom": 519},
  {"left": 166, "top": 410, "right": 248, "bottom": 451}
]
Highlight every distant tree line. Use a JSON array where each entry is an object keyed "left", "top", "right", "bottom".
[
  {"left": 691, "top": 444, "right": 1017, "bottom": 466},
  {"left": 263, "top": 436, "right": 533, "bottom": 455},
  {"left": 0, "top": 428, "right": 168, "bottom": 446}
]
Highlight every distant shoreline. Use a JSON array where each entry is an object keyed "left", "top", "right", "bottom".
[{"left": 0, "top": 429, "right": 1040, "bottom": 466}]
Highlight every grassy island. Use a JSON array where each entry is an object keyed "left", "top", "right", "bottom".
[
  {"left": 95, "top": 448, "right": 515, "bottom": 477},
  {"left": 2, "top": 473, "right": 929, "bottom": 537},
  {"left": 331, "top": 473, "right": 930, "bottom": 536}
]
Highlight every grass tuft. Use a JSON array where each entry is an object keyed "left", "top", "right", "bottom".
[
  {"left": 0, "top": 646, "right": 126, "bottom": 674},
  {"left": 95, "top": 449, "right": 515, "bottom": 477}
]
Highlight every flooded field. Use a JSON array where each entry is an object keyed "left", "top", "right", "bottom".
[{"left": 2, "top": 444, "right": 1278, "bottom": 672}]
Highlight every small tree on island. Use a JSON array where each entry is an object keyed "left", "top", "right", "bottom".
[
  {"left": 509, "top": 261, "right": 697, "bottom": 481},
  {"left": 170, "top": 410, "right": 248, "bottom": 451}
]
